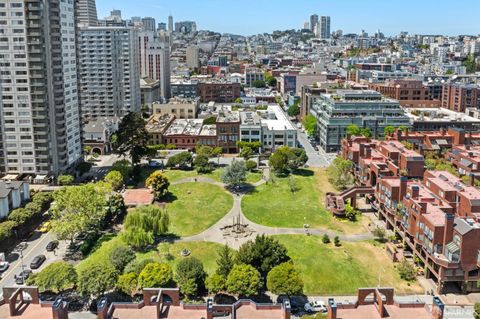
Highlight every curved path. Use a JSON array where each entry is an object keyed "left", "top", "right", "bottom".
[{"left": 168, "top": 169, "right": 373, "bottom": 249}]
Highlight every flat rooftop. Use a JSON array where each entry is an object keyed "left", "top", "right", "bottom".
[
  {"left": 260, "top": 105, "right": 296, "bottom": 131},
  {"left": 164, "top": 119, "right": 204, "bottom": 136},
  {"left": 405, "top": 107, "right": 480, "bottom": 122},
  {"left": 337, "top": 304, "right": 432, "bottom": 319}
]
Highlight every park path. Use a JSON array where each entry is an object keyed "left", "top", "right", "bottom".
[{"left": 169, "top": 169, "right": 373, "bottom": 249}]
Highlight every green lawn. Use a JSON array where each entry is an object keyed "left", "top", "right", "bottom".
[
  {"left": 241, "top": 169, "right": 367, "bottom": 233},
  {"left": 136, "top": 241, "right": 227, "bottom": 275},
  {"left": 274, "top": 235, "right": 423, "bottom": 295},
  {"left": 76, "top": 235, "right": 126, "bottom": 273},
  {"left": 242, "top": 170, "right": 333, "bottom": 229},
  {"left": 166, "top": 182, "right": 233, "bottom": 237}
]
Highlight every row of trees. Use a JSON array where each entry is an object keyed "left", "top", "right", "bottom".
[
  {"left": 0, "top": 192, "right": 53, "bottom": 242},
  {"left": 206, "top": 235, "right": 303, "bottom": 297}
]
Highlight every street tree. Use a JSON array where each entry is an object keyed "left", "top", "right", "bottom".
[
  {"left": 137, "top": 263, "right": 175, "bottom": 289},
  {"left": 266, "top": 262, "right": 303, "bottom": 296},
  {"left": 57, "top": 174, "right": 74, "bottom": 186},
  {"left": 111, "top": 160, "right": 133, "bottom": 180},
  {"left": 50, "top": 183, "right": 111, "bottom": 242},
  {"left": 194, "top": 154, "right": 213, "bottom": 173},
  {"left": 175, "top": 257, "right": 207, "bottom": 297},
  {"left": 226, "top": 264, "right": 263, "bottom": 297},
  {"left": 167, "top": 152, "right": 193, "bottom": 168},
  {"left": 33, "top": 261, "right": 77, "bottom": 293},
  {"left": 302, "top": 115, "right": 317, "bottom": 136},
  {"left": 105, "top": 170, "right": 124, "bottom": 191},
  {"left": 245, "top": 160, "right": 257, "bottom": 171},
  {"left": 221, "top": 160, "right": 247, "bottom": 187},
  {"left": 239, "top": 146, "right": 253, "bottom": 160},
  {"left": 145, "top": 171, "right": 170, "bottom": 200},
  {"left": 113, "top": 112, "right": 150, "bottom": 165},
  {"left": 384, "top": 125, "right": 396, "bottom": 136}
]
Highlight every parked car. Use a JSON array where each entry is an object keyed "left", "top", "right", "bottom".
[
  {"left": 15, "top": 269, "right": 32, "bottom": 285},
  {"left": 30, "top": 255, "right": 46, "bottom": 269},
  {"left": 0, "top": 261, "right": 9, "bottom": 273},
  {"left": 15, "top": 242, "right": 28, "bottom": 252},
  {"left": 304, "top": 300, "right": 327, "bottom": 313},
  {"left": 46, "top": 240, "right": 59, "bottom": 252}
]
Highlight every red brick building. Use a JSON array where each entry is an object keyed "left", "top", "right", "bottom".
[
  {"left": 336, "top": 135, "right": 480, "bottom": 293},
  {"left": 441, "top": 83, "right": 480, "bottom": 112},
  {"left": 197, "top": 80, "right": 241, "bottom": 103},
  {"left": 368, "top": 79, "right": 441, "bottom": 108}
]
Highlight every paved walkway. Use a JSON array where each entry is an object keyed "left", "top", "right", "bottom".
[{"left": 169, "top": 169, "right": 373, "bottom": 250}]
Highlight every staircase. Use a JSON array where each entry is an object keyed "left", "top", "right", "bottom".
[{"left": 326, "top": 186, "right": 374, "bottom": 216}]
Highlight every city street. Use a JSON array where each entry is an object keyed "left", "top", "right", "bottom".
[
  {"left": 0, "top": 230, "right": 67, "bottom": 295},
  {"left": 296, "top": 129, "right": 336, "bottom": 167}
]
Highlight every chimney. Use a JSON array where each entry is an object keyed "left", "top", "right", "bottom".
[
  {"left": 443, "top": 213, "right": 455, "bottom": 247},
  {"left": 97, "top": 298, "right": 109, "bottom": 319},
  {"left": 51, "top": 298, "right": 69, "bottom": 319},
  {"left": 431, "top": 296, "right": 445, "bottom": 319},
  {"left": 411, "top": 185, "right": 420, "bottom": 199},
  {"left": 359, "top": 143, "right": 366, "bottom": 158},
  {"left": 470, "top": 173, "right": 476, "bottom": 187},
  {"left": 400, "top": 176, "right": 408, "bottom": 200},
  {"left": 327, "top": 298, "right": 337, "bottom": 319},
  {"left": 365, "top": 147, "right": 372, "bottom": 158},
  {"left": 282, "top": 299, "right": 291, "bottom": 319}
]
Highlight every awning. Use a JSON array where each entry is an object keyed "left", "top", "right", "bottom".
[{"left": 1, "top": 174, "right": 18, "bottom": 181}]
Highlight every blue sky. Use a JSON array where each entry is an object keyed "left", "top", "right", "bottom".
[{"left": 96, "top": 0, "right": 479, "bottom": 36}]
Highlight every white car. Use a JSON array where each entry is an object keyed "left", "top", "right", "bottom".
[
  {"left": 304, "top": 300, "right": 327, "bottom": 313},
  {"left": 0, "top": 261, "right": 9, "bottom": 274}
]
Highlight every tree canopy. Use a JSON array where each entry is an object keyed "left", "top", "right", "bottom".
[
  {"left": 145, "top": 171, "right": 170, "bottom": 200},
  {"left": 167, "top": 152, "right": 193, "bottom": 168},
  {"left": 113, "top": 112, "right": 150, "bottom": 165},
  {"left": 137, "top": 262, "right": 175, "bottom": 289},
  {"left": 216, "top": 244, "right": 234, "bottom": 277},
  {"left": 327, "top": 156, "right": 354, "bottom": 190},
  {"left": 78, "top": 263, "right": 118, "bottom": 297},
  {"left": 221, "top": 160, "right": 247, "bottom": 187},
  {"left": 266, "top": 262, "right": 303, "bottom": 296},
  {"left": 175, "top": 257, "right": 207, "bottom": 297},
  {"left": 122, "top": 205, "right": 169, "bottom": 249},
  {"left": 51, "top": 183, "right": 111, "bottom": 242},
  {"left": 302, "top": 115, "right": 317, "bottom": 136},
  {"left": 236, "top": 235, "right": 290, "bottom": 277},
  {"left": 226, "top": 264, "right": 263, "bottom": 297},
  {"left": 269, "top": 147, "right": 307, "bottom": 176},
  {"left": 32, "top": 261, "right": 77, "bottom": 293}
]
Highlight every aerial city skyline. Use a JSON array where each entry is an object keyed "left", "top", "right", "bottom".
[
  {"left": 1, "top": 1, "right": 480, "bottom": 319},
  {"left": 97, "top": 0, "right": 480, "bottom": 36}
]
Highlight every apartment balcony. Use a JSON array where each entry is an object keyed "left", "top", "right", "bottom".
[{"left": 431, "top": 253, "right": 460, "bottom": 269}]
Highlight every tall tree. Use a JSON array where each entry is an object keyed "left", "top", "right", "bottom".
[
  {"left": 175, "top": 257, "right": 207, "bottom": 297},
  {"left": 302, "top": 115, "right": 317, "bottom": 136},
  {"left": 221, "top": 160, "right": 247, "bottom": 187},
  {"left": 236, "top": 235, "right": 290, "bottom": 277},
  {"left": 216, "top": 244, "right": 234, "bottom": 277},
  {"left": 113, "top": 112, "right": 149, "bottom": 165},
  {"left": 346, "top": 124, "right": 361, "bottom": 136},
  {"left": 327, "top": 156, "right": 354, "bottom": 191}
]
